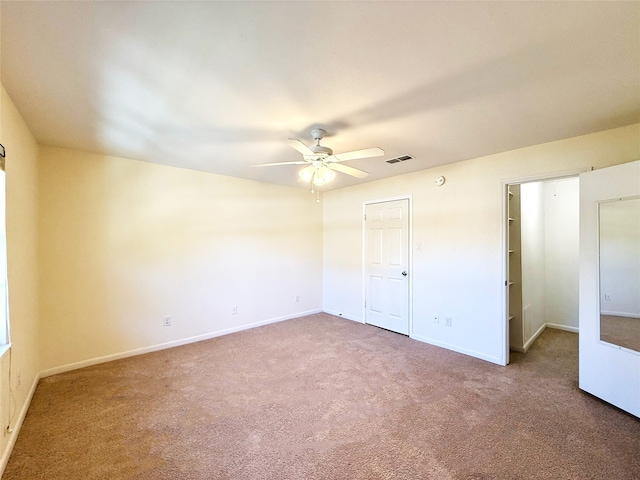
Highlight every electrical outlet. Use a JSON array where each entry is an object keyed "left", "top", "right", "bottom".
[
  {"left": 16, "top": 370, "right": 21, "bottom": 388},
  {"left": 433, "top": 313, "right": 439, "bottom": 323},
  {"left": 231, "top": 305, "right": 238, "bottom": 315},
  {"left": 163, "top": 316, "right": 171, "bottom": 327},
  {"left": 604, "top": 293, "right": 611, "bottom": 301},
  {"left": 445, "top": 317, "right": 452, "bottom": 327},
  {"left": 295, "top": 294, "right": 300, "bottom": 303}
]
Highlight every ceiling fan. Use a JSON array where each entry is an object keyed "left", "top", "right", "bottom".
[{"left": 254, "top": 128, "right": 384, "bottom": 196}]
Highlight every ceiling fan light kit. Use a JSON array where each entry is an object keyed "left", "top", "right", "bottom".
[
  {"left": 255, "top": 127, "right": 384, "bottom": 201},
  {"left": 299, "top": 164, "right": 336, "bottom": 186}
]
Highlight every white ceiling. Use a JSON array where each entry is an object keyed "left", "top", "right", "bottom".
[{"left": 1, "top": 1, "right": 639, "bottom": 191}]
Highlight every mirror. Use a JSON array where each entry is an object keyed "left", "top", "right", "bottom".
[{"left": 599, "top": 197, "right": 640, "bottom": 352}]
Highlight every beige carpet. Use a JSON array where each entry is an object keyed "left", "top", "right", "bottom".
[
  {"left": 4, "top": 313, "right": 639, "bottom": 479},
  {"left": 600, "top": 314, "right": 640, "bottom": 352}
]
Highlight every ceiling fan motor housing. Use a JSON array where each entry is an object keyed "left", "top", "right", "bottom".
[
  {"left": 308, "top": 128, "right": 333, "bottom": 157},
  {"left": 310, "top": 128, "right": 326, "bottom": 141},
  {"left": 309, "top": 144, "right": 333, "bottom": 157}
]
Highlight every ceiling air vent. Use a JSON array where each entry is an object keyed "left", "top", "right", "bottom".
[{"left": 386, "top": 154, "right": 413, "bottom": 164}]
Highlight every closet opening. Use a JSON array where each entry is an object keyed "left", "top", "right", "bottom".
[{"left": 505, "top": 174, "right": 581, "bottom": 365}]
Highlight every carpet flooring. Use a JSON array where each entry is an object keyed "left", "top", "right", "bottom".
[
  {"left": 600, "top": 314, "right": 640, "bottom": 353},
  {"left": 3, "top": 313, "right": 639, "bottom": 479}
]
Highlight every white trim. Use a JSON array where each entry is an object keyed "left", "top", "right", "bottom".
[
  {"left": 411, "top": 334, "right": 502, "bottom": 365},
  {"left": 501, "top": 168, "right": 590, "bottom": 186},
  {"left": 523, "top": 323, "right": 547, "bottom": 352},
  {"left": 408, "top": 197, "right": 413, "bottom": 337},
  {"left": 598, "top": 340, "right": 640, "bottom": 356},
  {"left": 363, "top": 195, "right": 414, "bottom": 205},
  {"left": 40, "top": 309, "right": 321, "bottom": 378},
  {"left": 501, "top": 184, "right": 509, "bottom": 365},
  {"left": 0, "top": 371, "right": 40, "bottom": 477},
  {"left": 508, "top": 322, "right": 579, "bottom": 355},
  {"left": 322, "top": 309, "right": 363, "bottom": 323},
  {"left": 547, "top": 323, "right": 579, "bottom": 333},
  {"left": 362, "top": 195, "right": 413, "bottom": 335},
  {"left": 600, "top": 311, "right": 640, "bottom": 318}
]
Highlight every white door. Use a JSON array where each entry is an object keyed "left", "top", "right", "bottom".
[
  {"left": 579, "top": 160, "right": 640, "bottom": 417},
  {"left": 364, "top": 199, "right": 410, "bottom": 335}
]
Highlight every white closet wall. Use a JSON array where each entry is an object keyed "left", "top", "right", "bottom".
[
  {"left": 520, "top": 182, "right": 546, "bottom": 343},
  {"left": 520, "top": 178, "right": 579, "bottom": 348},
  {"left": 544, "top": 179, "right": 580, "bottom": 330}
]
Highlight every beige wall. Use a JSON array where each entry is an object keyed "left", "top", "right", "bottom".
[
  {"left": 0, "top": 82, "right": 324, "bottom": 469},
  {"left": 0, "top": 86, "right": 41, "bottom": 467},
  {"left": 38, "top": 147, "right": 323, "bottom": 371},
  {"left": 323, "top": 124, "right": 640, "bottom": 365}
]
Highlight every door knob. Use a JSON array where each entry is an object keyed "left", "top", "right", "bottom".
[{"left": 402, "top": 271, "right": 408, "bottom": 276}]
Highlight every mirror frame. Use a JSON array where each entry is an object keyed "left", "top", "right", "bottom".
[{"left": 597, "top": 196, "right": 640, "bottom": 354}]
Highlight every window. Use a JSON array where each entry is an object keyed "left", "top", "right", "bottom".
[{"left": 0, "top": 144, "right": 9, "bottom": 351}]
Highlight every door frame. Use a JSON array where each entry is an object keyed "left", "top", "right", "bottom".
[
  {"left": 501, "top": 168, "right": 587, "bottom": 365},
  {"left": 362, "top": 195, "right": 413, "bottom": 335}
]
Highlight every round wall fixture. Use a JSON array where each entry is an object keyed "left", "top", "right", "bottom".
[{"left": 435, "top": 175, "right": 446, "bottom": 186}]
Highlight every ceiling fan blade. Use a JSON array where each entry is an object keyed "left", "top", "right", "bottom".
[
  {"left": 252, "top": 161, "right": 309, "bottom": 167},
  {"left": 287, "top": 138, "right": 315, "bottom": 156},
  {"left": 329, "top": 147, "right": 384, "bottom": 162},
  {"left": 328, "top": 162, "right": 369, "bottom": 179}
]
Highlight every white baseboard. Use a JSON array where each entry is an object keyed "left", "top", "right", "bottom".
[
  {"left": 523, "top": 323, "right": 547, "bottom": 353},
  {"left": 325, "top": 314, "right": 505, "bottom": 365},
  {"left": 600, "top": 311, "right": 639, "bottom": 319},
  {"left": 0, "top": 371, "right": 40, "bottom": 476},
  {"left": 546, "top": 323, "right": 579, "bottom": 333},
  {"left": 514, "top": 323, "right": 578, "bottom": 355},
  {"left": 322, "top": 309, "right": 363, "bottom": 324},
  {"left": 410, "top": 334, "right": 502, "bottom": 366},
  {"left": 40, "top": 309, "right": 322, "bottom": 378}
]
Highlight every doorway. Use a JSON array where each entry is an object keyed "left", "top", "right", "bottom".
[
  {"left": 364, "top": 198, "right": 410, "bottom": 335},
  {"left": 505, "top": 176, "right": 580, "bottom": 362}
]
